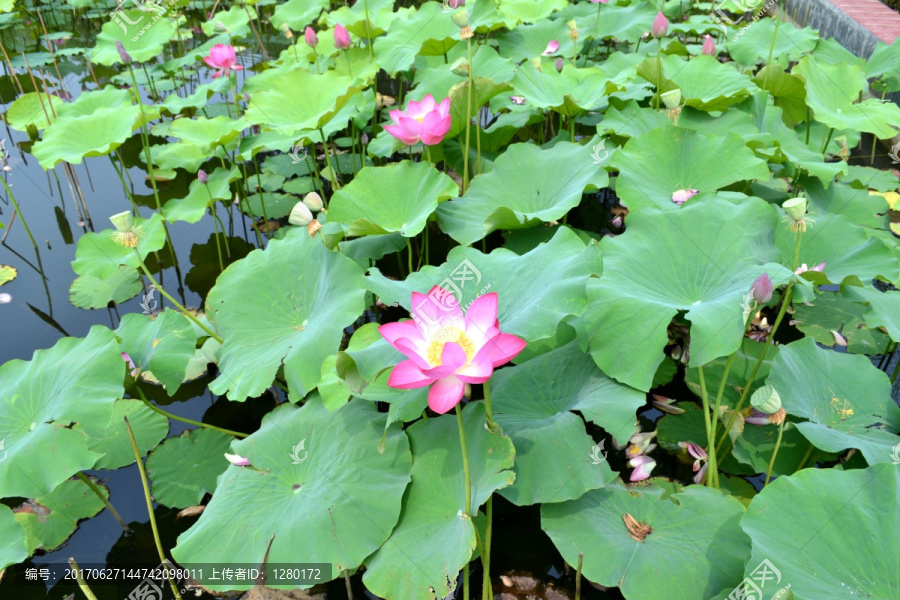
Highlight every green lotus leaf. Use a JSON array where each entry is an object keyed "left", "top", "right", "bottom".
[
  {"left": 510, "top": 63, "right": 612, "bottom": 116},
  {"left": 586, "top": 1, "right": 657, "bottom": 41},
  {"left": 367, "top": 226, "right": 601, "bottom": 357},
  {"left": 498, "top": 0, "right": 567, "bottom": 23},
  {"left": 146, "top": 428, "right": 233, "bottom": 508},
  {"left": 338, "top": 231, "right": 407, "bottom": 268},
  {"left": 32, "top": 87, "right": 142, "bottom": 168},
  {"left": 436, "top": 141, "right": 608, "bottom": 245},
  {"left": 599, "top": 99, "right": 670, "bottom": 139},
  {"left": 541, "top": 482, "right": 750, "bottom": 600},
  {"left": 844, "top": 164, "right": 900, "bottom": 192},
  {"left": 666, "top": 55, "right": 760, "bottom": 111},
  {"left": 754, "top": 65, "right": 808, "bottom": 127},
  {"left": 775, "top": 212, "right": 900, "bottom": 285},
  {"left": 793, "top": 56, "right": 900, "bottom": 139},
  {"left": 142, "top": 338, "right": 222, "bottom": 387},
  {"left": 0, "top": 0, "right": 14, "bottom": 13},
  {"left": 207, "top": 228, "right": 366, "bottom": 402},
  {"left": 6, "top": 92, "right": 65, "bottom": 131},
  {"left": 867, "top": 37, "right": 900, "bottom": 92},
  {"left": 766, "top": 337, "right": 900, "bottom": 465},
  {"left": 685, "top": 339, "right": 779, "bottom": 411},
  {"left": 117, "top": 312, "right": 198, "bottom": 393},
  {"left": 160, "top": 79, "right": 232, "bottom": 116},
  {"left": 610, "top": 127, "right": 770, "bottom": 211},
  {"left": 201, "top": 4, "right": 255, "bottom": 36},
  {"left": 164, "top": 166, "right": 242, "bottom": 224},
  {"left": 761, "top": 104, "right": 847, "bottom": 183},
  {"left": 326, "top": 0, "right": 397, "bottom": 38},
  {"left": 271, "top": 0, "right": 328, "bottom": 30},
  {"left": 0, "top": 326, "right": 123, "bottom": 498},
  {"left": 0, "top": 504, "right": 28, "bottom": 570},
  {"left": 0, "top": 264, "right": 17, "bottom": 286},
  {"left": 245, "top": 192, "right": 296, "bottom": 219},
  {"left": 801, "top": 177, "right": 888, "bottom": 229},
  {"left": 363, "top": 402, "right": 514, "bottom": 600},
  {"left": 329, "top": 161, "right": 458, "bottom": 237},
  {"left": 13, "top": 477, "right": 106, "bottom": 554},
  {"left": 843, "top": 285, "right": 900, "bottom": 342},
  {"left": 150, "top": 141, "right": 223, "bottom": 173},
  {"left": 155, "top": 116, "right": 246, "bottom": 150},
  {"left": 574, "top": 199, "right": 791, "bottom": 391},
  {"left": 727, "top": 19, "right": 817, "bottom": 66},
  {"left": 730, "top": 421, "right": 818, "bottom": 478},
  {"left": 244, "top": 68, "right": 361, "bottom": 133},
  {"left": 69, "top": 213, "right": 167, "bottom": 309},
  {"left": 87, "top": 399, "right": 169, "bottom": 470},
  {"left": 491, "top": 341, "right": 637, "bottom": 505},
  {"left": 445, "top": 77, "right": 512, "bottom": 138},
  {"left": 792, "top": 289, "right": 892, "bottom": 353},
  {"left": 93, "top": 9, "right": 177, "bottom": 66},
  {"left": 496, "top": 16, "right": 573, "bottom": 61},
  {"left": 740, "top": 464, "right": 900, "bottom": 599},
  {"left": 172, "top": 398, "right": 411, "bottom": 591},
  {"left": 374, "top": 3, "right": 458, "bottom": 75}
]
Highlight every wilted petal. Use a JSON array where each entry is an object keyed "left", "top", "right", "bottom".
[
  {"left": 224, "top": 453, "right": 250, "bottom": 466},
  {"left": 542, "top": 40, "right": 559, "bottom": 55}
]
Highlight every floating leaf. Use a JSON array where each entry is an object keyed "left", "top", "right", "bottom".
[
  {"left": 0, "top": 505, "right": 29, "bottom": 570},
  {"left": 792, "top": 290, "right": 892, "bottom": 354},
  {"left": 87, "top": 399, "right": 169, "bottom": 470},
  {"left": 13, "top": 477, "right": 106, "bottom": 554},
  {"left": 0, "top": 265, "right": 16, "bottom": 286},
  {"left": 117, "top": 312, "right": 199, "bottom": 393},
  {"left": 146, "top": 429, "right": 233, "bottom": 509}
]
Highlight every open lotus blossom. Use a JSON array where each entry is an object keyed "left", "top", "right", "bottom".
[
  {"left": 671, "top": 188, "right": 699, "bottom": 205},
  {"left": 379, "top": 288, "right": 526, "bottom": 414},
  {"left": 203, "top": 44, "right": 243, "bottom": 79},
  {"left": 542, "top": 40, "right": 559, "bottom": 55},
  {"left": 679, "top": 442, "right": 709, "bottom": 484},
  {"left": 701, "top": 35, "right": 716, "bottom": 56},
  {"left": 384, "top": 94, "right": 452, "bottom": 146},
  {"left": 628, "top": 455, "right": 656, "bottom": 482},
  {"left": 651, "top": 11, "right": 669, "bottom": 38},
  {"left": 334, "top": 24, "right": 351, "bottom": 49},
  {"left": 224, "top": 453, "right": 251, "bottom": 466},
  {"left": 795, "top": 261, "right": 825, "bottom": 274}
]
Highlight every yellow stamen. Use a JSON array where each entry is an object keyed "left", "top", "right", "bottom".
[{"left": 426, "top": 326, "right": 475, "bottom": 367}]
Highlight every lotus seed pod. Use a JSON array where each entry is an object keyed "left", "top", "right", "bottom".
[
  {"left": 288, "top": 200, "right": 313, "bottom": 226},
  {"left": 660, "top": 89, "right": 681, "bottom": 110},
  {"left": 750, "top": 384, "right": 782, "bottom": 415},
  {"left": 109, "top": 210, "right": 134, "bottom": 233},
  {"left": 450, "top": 8, "right": 469, "bottom": 28},
  {"left": 303, "top": 191, "right": 324, "bottom": 212},
  {"left": 783, "top": 197, "right": 808, "bottom": 221}
]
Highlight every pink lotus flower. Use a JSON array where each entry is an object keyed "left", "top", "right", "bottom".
[
  {"left": 380, "top": 288, "right": 526, "bottom": 414},
  {"left": 384, "top": 94, "right": 452, "bottom": 146},
  {"left": 542, "top": 40, "right": 559, "bottom": 55},
  {"left": 121, "top": 352, "right": 139, "bottom": 378},
  {"left": 203, "top": 44, "right": 243, "bottom": 79},
  {"left": 671, "top": 188, "right": 698, "bottom": 205},
  {"left": 652, "top": 12, "right": 669, "bottom": 38},
  {"left": 679, "top": 442, "right": 708, "bottom": 484},
  {"left": 750, "top": 273, "right": 774, "bottom": 304},
  {"left": 224, "top": 453, "right": 251, "bottom": 466},
  {"left": 305, "top": 26, "right": 319, "bottom": 48},
  {"left": 628, "top": 455, "right": 656, "bottom": 482},
  {"left": 334, "top": 24, "right": 351, "bottom": 49},
  {"left": 702, "top": 35, "right": 716, "bottom": 56},
  {"left": 795, "top": 261, "right": 825, "bottom": 274}
]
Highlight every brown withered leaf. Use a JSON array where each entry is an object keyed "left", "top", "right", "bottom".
[
  {"left": 176, "top": 505, "right": 205, "bottom": 520},
  {"left": 622, "top": 512, "right": 652, "bottom": 542}
]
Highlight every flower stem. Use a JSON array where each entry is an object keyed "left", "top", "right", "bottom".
[
  {"left": 0, "top": 176, "right": 37, "bottom": 250},
  {"left": 482, "top": 496, "right": 492, "bottom": 600},
  {"left": 575, "top": 552, "right": 584, "bottom": 600},
  {"left": 455, "top": 403, "right": 472, "bottom": 600},
  {"left": 133, "top": 250, "right": 224, "bottom": 344},
  {"left": 462, "top": 38, "right": 474, "bottom": 194},
  {"left": 654, "top": 48, "right": 662, "bottom": 110},
  {"left": 764, "top": 420, "right": 785, "bottom": 486},
  {"left": 697, "top": 366, "right": 718, "bottom": 488},
  {"left": 75, "top": 472, "right": 131, "bottom": 534},
  {"left": 319, "top": 127, "right": 341, "bottom": 190},
  {"left": 68, "top": 558, "right": 99, "bottom": 600},
  {"left": 793, "top": 444, "right": 815, "bottom": 473},
  {"left": 362, "top": 0, "right": 374, "bottom": 57},
  {"left": 134, "top": 387, "right": 247, "bottom": 438},
  {"left": 761, "top": 3, "right": 782, "bottom": 91},
  {"left": 483, "top": 380, "right": 496, "bottom": 430},
  {"left": 123, "top": 416, "right": 182, "bottom": 600}
]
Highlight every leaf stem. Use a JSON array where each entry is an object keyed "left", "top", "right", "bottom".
[
  {"left": 68, "top": 557, "right": 99, "bottom": 600},
  {"left": 764, "top": 420, "right": 785, "bottom": 486},
  {"left": 455, "top": 403, "right": 472, "bottom": 600},
  {"left": 75, "top": 472, "right": 131, "bottom": 534},
  {"left": 134, "top": 387, "right": 247, "bottom": 437},
  {"left": 462, "top": 37, "right": 474, "bottom": 194},
  {"left": 575, "top": 552, "right": 584, "bottom": 600},
  {"left": 697, "top": 366, "right": 718, "bottom": 488}
]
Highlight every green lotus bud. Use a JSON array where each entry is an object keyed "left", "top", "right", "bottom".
[
  {"left": 660, "top": 89, "right": 681, "bottom": 110},
  {"left": 109, "top": 210, "right": 134, "bottom": 233},
  {"left": 567, "top": 19, "right": 577, "bottom": 30},
  {"left": 450, "top": 57, "right": 469, "bottom": 77},
  {"left": 288, "top": 200, "right": 313, "bottom": 226},
  {"left": 783, "top": 197, "right": 807, "bottom": 221},
  {"left": 750, "top": 384, "right": 782, "bottom": 415},
  {"left": 450, "top": 8, "right": 469, "bottom": 28},
  {"left": 303, "top": 191, "right": 324, "bottom": 212}
]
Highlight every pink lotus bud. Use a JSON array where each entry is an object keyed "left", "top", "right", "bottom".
[
  {"left": 750, "top": 273, "right": 774, "bottom": 304},
  {"left": 224, "top": 453, "right": 251, "bottom": 466},
  {"left": 116, "top": 40, "right": 132, "bottom": 64},
  {"left": 702, "top": 35, "right": 716, "bottom": 56},
  {"left": 510, "top": 95, "right": 526, "bottom": 105},
  {"left": 651, "top": 12, "right": 669, "bottom": 38},
  {"left": 197, "top": 169, "right": 208, "bottom": 184},
  {"left": 448, "top": 0, "right": 465, "bottom": 7},
  {"left": 671, "top": 188, "right": 698, "bottom": 205},
  {"left": 334, "top": 24, "right": 351, "bottom": 50},
  {"left": 305, "top": 26, "right": 318, "bottom": 48},
  {"left": 361, "top": 132, "right": 369, "bottom": 145},
  {"left": 542, "top": 40, "right": 559, "bottom": 56},
  {"left": 555, "top": 57, "right": 563, "bottom": 72},
  {"left": 611, "top": 215, "right": 623, "bottom": 228}
]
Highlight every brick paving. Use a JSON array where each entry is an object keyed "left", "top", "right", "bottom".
[{"left": 827, "top": 0, "right": 900, "bottom": 44}]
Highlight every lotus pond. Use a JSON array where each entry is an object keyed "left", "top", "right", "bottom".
[{"left": 2, "top": 0, "right": 900, "bottom": 599}]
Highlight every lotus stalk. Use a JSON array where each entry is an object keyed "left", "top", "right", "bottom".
[
  {"left": 68, "top": 557, "right": 100, "bottom": 600},
  {"left": 455, "top": 402, "right": 472, "bottom": 600},
  {"left": 74, "top": 472, "right": 131, "bottom": 534}
]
